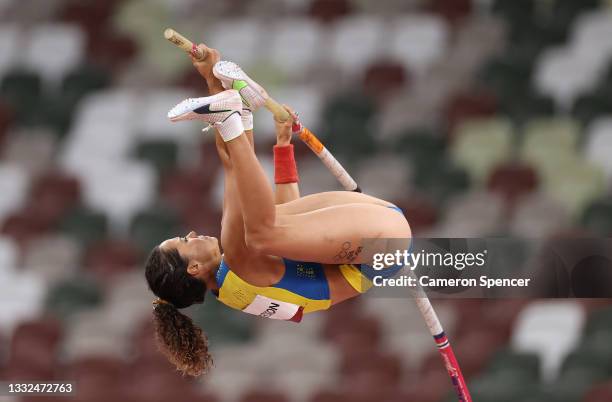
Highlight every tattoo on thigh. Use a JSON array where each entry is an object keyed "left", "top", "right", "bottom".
[{"left": 333, "top": 241, "right": 363, "bottom": 263}]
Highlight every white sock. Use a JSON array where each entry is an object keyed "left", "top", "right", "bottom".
[
  {"left": 216, "top": 112, "right": 244, "bottom": 142},
  {"left": 241, "top": 108, "right": 253, "bottom": 131}
]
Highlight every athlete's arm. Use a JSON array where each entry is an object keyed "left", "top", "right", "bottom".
[{"left": 274, "top": 106, "right": 300, "bottom": 204}]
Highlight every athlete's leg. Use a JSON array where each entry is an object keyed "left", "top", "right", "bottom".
[
  {"left": 171, "top": 90, "right": 411, "bottom": 263},
  {"left": 224, "top": 132, "right": 277, "bottom": 235},
  {"left": 189, "top": 48, "right": 255, "bottom": 258},
  {"left": 221, "top": 119, "right": 411, "bottom": 263},
  {"left": 268, "top": 203, "right": 410, "bottom": 264},
  {"left": 276, "top": 191, "right": 394, "bottom": 215},
  {"left": 195, "top": 54, "right": 266, "bottom": 256},
  {"left": 215, "top": 131, "right": 253, "bottom": 258}
]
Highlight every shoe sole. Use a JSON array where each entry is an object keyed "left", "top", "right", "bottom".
[
  {"left": 213, "top": 61, "right": 269, "bottom": 108},
  {"left": 168, "top": 90, "right": 241, "bottom": 122}
]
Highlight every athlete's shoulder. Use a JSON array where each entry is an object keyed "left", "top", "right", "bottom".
[{"left": 224, "top": 254, "right": 284, "bottom": 288}]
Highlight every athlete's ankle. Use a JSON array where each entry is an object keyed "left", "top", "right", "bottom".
[
  {"left": 241, "top": 108, "right": 253, "bottom": 131},
  {"left": 216, "top": 112, "right": 244, "bottom": 142}
]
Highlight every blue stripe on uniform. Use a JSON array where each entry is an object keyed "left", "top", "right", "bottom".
[
  {"left": 215, "top": 258, "right": 230, "bottom": 288},
  {"left": 275, "top": 259, "right": 330, "bottom": 300}
]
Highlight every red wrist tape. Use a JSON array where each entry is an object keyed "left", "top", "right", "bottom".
[{"left": 274, "top": 144, "right": 299, "bottom": 184}]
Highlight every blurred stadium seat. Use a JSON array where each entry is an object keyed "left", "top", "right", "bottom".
[
  {"left": 487, "top": 162, "right": 539, "bottom": 207},
  {"left": 23, "top": 24, "right": 85, "bottom": 85},
  {"left": 3, "top": 127, "right": 58, "bottom": 174},
  {"left": 0, "top": 24, "right": 19, "bottom": 79},
  {"left": 309, "top": 0, "right": 352, "bottom": 24},
  {"left": 0, "top": 163, "right": 29, "bottom": 223},
  {"left": 23, "top": 234, "right": 80, "bottom": 285},
  {"left": 534, "top": 47, "right": 600, "bottom": 110},
  {"left": 512, "top": 301, "right": 585, "bottom": 381},
  {"left": 268, "top": 19, "right": 323, "bottom": 79},
  {"left": 585, "top": 117, "right": 612, "bottom": 179},
  {"left": 330, "top": 16, "right": 386, "bottom": 76},
  {"left": 509, "top": 192, "right": 570, "bottom": 238},
  {"left": 390, "top": 14, "right": 448, "bottom": 76},
  {"left": 451, "top": 117, "right": 514, "bottom": 184},
  {"left": 207, "top": 19, "right": 265, "bottom": 69}
]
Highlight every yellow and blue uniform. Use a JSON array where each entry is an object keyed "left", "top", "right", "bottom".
[
  {"left": 215, "top": 258, "right": 331, "bottom": 322},
  {"left": 215, "top": 206, "right": 408, "bottom": 322}
]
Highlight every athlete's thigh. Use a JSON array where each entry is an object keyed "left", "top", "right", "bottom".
[
  {"left": 276, "top": 191, "right": 394, "bottom": 216},
  {"left": 270, "top": 203, "right": 411, "bottom": 264}
]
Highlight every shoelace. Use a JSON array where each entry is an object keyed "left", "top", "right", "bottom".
[{"left": 201, "top": 123, "right": 213, "bottom": 133}]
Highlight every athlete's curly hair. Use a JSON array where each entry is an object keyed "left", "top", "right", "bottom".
[{"left": 145, "top": 246, "right": 212, "bottom": 376}]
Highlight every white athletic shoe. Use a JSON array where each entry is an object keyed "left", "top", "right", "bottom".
[
  {"left": 168, "top": 89, "right": 242, "bottom": 123},
  {"left": 168, "top": 89, "right": 245, "bottom": 142},
  {"left": 213, "top": 60, "right": 268, "bottom": 111}
]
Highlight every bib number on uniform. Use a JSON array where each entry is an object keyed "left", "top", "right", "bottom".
[{"left": 242, "top": 295, "right": 304, "bottom": 322}]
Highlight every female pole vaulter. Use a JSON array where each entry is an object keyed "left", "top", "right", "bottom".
[{"left": 144, "top": 44, "right": 412, "bottom": 376}]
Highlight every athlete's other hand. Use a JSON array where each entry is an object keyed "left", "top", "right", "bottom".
[
  {"left": 274, "top": 105, "right": 298, "bottom": 146},
  {"left": 190, "top": 44, "right": 219, "bottom": 77},
  {"left": 191, "top": 44, "right": 224, "bottom": 94}
]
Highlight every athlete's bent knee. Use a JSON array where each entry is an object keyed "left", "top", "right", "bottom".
[
  {"left": 394, "top": 219, "right": 412, "bottom": 238},
  {"left": 244, "top": 230, "right": 274, "bottom": 255}
]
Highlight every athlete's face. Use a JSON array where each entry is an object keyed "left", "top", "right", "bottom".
[{"left": 159, "top": 231, "right": 221, "bottom": 280}]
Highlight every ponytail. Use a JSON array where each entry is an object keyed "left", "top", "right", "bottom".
[{"left": 152, "top": 302, "right": 212, "bottom": 376}]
